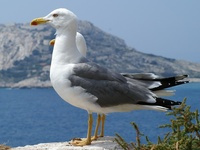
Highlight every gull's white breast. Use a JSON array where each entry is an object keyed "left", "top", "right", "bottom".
[{"left": 50, "top": 63, "right": 99, "bottom": 112}]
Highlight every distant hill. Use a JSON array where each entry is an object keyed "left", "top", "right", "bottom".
[{"left": 0, "top": 21, "right": 200, "bottom": 88}]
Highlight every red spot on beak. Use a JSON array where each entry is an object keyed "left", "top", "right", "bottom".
[{"left": 31, "top": 21, "right": 38, "bottom": 26}]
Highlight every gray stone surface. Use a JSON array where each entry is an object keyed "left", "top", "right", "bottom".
[{"left": 12, "top": 136, "right": 122, "bottom": 150}]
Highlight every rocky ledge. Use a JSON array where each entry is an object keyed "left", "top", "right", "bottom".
[{"left": 11, "top": 137, "right": 122, "bottom": 150}]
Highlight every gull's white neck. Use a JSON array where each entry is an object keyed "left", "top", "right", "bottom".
[{"left": 51, "top": 25, "right": 81, "bottom": 66}]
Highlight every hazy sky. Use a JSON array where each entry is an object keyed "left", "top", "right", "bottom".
[{"left": 0, "top": 0, "right": 200, "bottom": 63}]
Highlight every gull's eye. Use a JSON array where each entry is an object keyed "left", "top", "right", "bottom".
[{"left": 53, "top": 14, "right": 58, "bottom": 17}]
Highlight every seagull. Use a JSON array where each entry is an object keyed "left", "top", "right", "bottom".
[
  {"left": 50, "top": 33, "right": 105, "bottom": 140},
  {"left": 49, "top": 35, "right": 188, "bottom": 140},
  {"left": 30, "top": 8, "right": 188, "bottom": 146}
]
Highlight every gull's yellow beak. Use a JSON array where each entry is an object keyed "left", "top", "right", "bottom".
[{"left": 30, "top": 18, "right": 49, "bottom": 26}]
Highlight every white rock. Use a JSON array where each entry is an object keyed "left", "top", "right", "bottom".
[{"left": 12, "top": 136, "right": 122, "bottom": 150}]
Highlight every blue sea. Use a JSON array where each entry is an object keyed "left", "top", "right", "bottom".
[{"left": 0, "top": 83, "right": 199, "bottom": 147}]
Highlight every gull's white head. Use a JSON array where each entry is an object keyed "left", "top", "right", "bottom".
[{"left": 31, "top": 8, "right": 77, "bottom": 31}]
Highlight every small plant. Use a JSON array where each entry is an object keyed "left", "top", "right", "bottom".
[
  {"left": 115, "top": 122, "right": 147, "bottom": 150},
  {"left": 115, "top": 98, "right": 200, "bottom": 150}
]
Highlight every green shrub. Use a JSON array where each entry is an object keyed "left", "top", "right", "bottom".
[{"left": 115, "top": 98, "right": 200, "bottom": 150}]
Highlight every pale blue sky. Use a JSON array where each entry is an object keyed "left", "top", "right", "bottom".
[{"left": 0, "top": 0, "right": 200, "bottom": 63}]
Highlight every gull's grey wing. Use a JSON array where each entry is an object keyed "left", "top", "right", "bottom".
[
  {"left": 121, "top": 73, "right": 158, "bottom": 79},
  {"left": 69, "top": 62, "right": 154, "bottom": 107},
  {"left": 73, "top": 61, "right": 127, "bottom": 83}
]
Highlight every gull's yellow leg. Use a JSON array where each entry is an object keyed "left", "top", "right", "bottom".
[
  {"left": 92, "top": 114, "right": 101, "bottom": 140},
  {"left": 99, "top": 114, "right": 106, "bottom": 137},
  {"left": 71, "top": 114, "right": 93, "bottom": 146},
  {"left": 49, "top": 39, "right": 55, "bottom": 46},
  {"left": 91, "top": 114, "right": 106, "bottom": 141}
]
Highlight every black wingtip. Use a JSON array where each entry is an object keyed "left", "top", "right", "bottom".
[
  {"left": 151, "top": 74, "right": 189, "bottom": 91},
  {"left": 173, "top": 101, "right": 182, "bottom": 105},
  {"left": 137, "top": 98, "right": 182, "bottom": 110}
]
